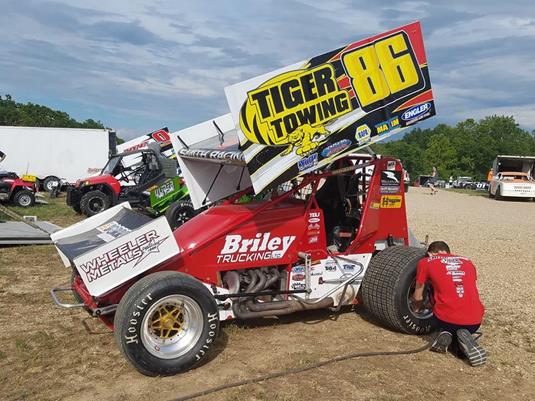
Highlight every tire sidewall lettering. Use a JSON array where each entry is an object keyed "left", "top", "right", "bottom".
[
  {"left": 194, "top": 312, "right": 219, "bottom": 361},
  {"left": 124, "top": 292, "right": 153, "bottom": 345}
]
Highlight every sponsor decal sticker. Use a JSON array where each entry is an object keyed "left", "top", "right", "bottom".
[
  {"left": 292, "top": 265, "right": 305, "bottom": 273},
  {"left": 292, "top": 273, "right": 306, "bottom": 281},
  {"left": 370, "top": 202, "right": 380, "bottom": 209},
  {"left": 381, "top": 186, "right": 399, "bottom": 194},
  {"left": 307, "top": 211, "right": 321, "bottom": 223},
  {"left": 96, "top": 221, "right": 132, "bottom": 242},
  {"left": 401, "top": 102, "right": 432, "bottom": 122},
  {"left": 380, "top": 170, "right": 401, "bottom": 194},
  {"left": 321, "top": 139, "right": 352, "bottom": 158},
  {"left": 387, "top": 160, "right": 396, "bottom": 170},
  {"left": 380, "top": 195, "right": 402, "bottom": 208},
  {"left": 217, "top": 233, "right": 296, "bottom": 263},
  {"left": 239, "top": 64, "right": 353, "bottom": 156},
  {"left": 375, "top": 117, "right": 400, "bottom": 135},
  {"left": 298, "top": 152, "right": 318, "bottom": 171},
  {"left": 308, "top": 235, "right": 319, "bottom": 244},
  {"left": 291, "top": 282, "right": 306, "bottom": 290},
  {"left": 355, "top": 124, "right": 371, "bottom": 144},
  {"left": 154, "top": 180, "right": 175, "bottom": 199},
  {"left": 79, "top": 230, "right": 168, "bottom": 283}
]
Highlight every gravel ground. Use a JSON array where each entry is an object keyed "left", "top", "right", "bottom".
[
  {"left": 406, "top": 187, "right": 535, "bottom": 380},
  {"left": 0, "top": 187, "right": 534, "bottom": 401}
]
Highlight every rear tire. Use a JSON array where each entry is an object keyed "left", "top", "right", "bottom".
[
  {"left": 43, "top": 176, "right": 60, "bottom": 193},
  {"left": 361, "top": 246, "right": 437, "bottom": 334},
  {"left": 80, "top": 190, "right": 110, "bottom": 216},
  {"left": 13, "top": 190, "right": 35, "bottom": 207},
  {"left": 165, "top": 200, "right": 196, "bottom": 230},
  {"left": 114, "top": 271, "right": 219, "bottom": 376}
]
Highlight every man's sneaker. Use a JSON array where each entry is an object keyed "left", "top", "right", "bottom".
[
  {"left": 430, "top": 331, "right": 452, "bottom": 353},
  {"left": 456, "top": 328, "right": 487, "bottom": 366}
]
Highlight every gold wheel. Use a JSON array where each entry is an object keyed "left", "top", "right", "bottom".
[{"left": 149, "top": 303, "right": 185, "bottom": 339}]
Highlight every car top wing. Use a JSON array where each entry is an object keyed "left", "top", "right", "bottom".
[{"left": 173, "top": 22, "right": 435, "bottom": 209}]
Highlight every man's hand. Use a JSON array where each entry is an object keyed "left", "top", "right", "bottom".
[
  {"left": 411, "top": 282, "right": 426, "bottom": 313},
  {"left": 410, "top": 298, "right": 424, "bottom": 313}
]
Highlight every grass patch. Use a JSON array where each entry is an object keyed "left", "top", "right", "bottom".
[
  {"left": 1, "top": 193, "right": 82, "bottom": 226},
  {"left": 0, "top": 350, "right": 6, "bottom": 360}
]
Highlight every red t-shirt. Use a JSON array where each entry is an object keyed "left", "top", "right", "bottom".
[{"left": 416, "top": 254, "right": 484, "bottom": 325}]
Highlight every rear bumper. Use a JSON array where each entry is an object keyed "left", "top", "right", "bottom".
[
  {"left": 50, "top": 286, "right": 117, "bottom": 316},
  {"left": 500, "top": 185, "right": 535, "bottom": 197}
]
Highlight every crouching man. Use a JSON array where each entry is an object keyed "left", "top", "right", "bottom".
[{"left": 412, "top": 241, "right": 486, "bottom": 366}]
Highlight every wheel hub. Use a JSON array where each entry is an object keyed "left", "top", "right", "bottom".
[
  {"left": 149, "top": 303, "right": 185, "bottom": 339},
  {"left": 141, "top": 294, "right": 204, "bottom": 359}
]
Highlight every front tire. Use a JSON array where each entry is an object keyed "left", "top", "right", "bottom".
[
  {"left": 361, "top": 246, "right": 437, "bottom": 335},
  {"left": 80, "top": 190, "right": 110, "bottom": 216},
  {"left": 13, "top": 190, "right": 35, "bottom": 207},
  {"left": 114, "top": 272, "right": 219, "bottom": 376},
  {"left": 165, "top": 200, "right": 196, "bottom": 230}
]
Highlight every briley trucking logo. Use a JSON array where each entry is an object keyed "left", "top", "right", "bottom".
[
  {"left": 239, "top": 64, "right": 352, "bottom": 156},
  {"left": 79, "top": 230, "right": 168, "bottom": 283},
  {"left": 217, "top": 233, "right": 296, "bottom": 263}
]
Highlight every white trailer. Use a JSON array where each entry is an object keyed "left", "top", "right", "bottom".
[
  {"left": 0, "top": 126, "right": 116, "bottom": 191},
  {"left": 489, "top": 155, "right": 535, "bottom": 200}
]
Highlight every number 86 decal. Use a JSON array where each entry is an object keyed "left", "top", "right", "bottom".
[{"left": 341, "top": 31, "right": 424, "bottom": 111}]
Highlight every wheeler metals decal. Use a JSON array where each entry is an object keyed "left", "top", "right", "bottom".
[
  {"left": 79, "top": 230, "right": 167, "bottom": 283},
  {"left": 72, "top": 216, "right": 180, "bottom": 297},
  {"left": 225, "top": 21, "right": 435, "bottom": 193}
]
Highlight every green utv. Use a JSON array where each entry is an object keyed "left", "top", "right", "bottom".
[{"left": 67, "top": 143, "right": 197, "bottom": 229}]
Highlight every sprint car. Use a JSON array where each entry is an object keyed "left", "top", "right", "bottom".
[{"left": 51, "top": 155, "right": 434, "bottom": 376}]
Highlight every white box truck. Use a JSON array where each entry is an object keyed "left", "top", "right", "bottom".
[
  {"left": 0, "top": 126, "right": 116, "bottom": 191},
  {"left": 489, "top": 155, "right": 535, "bottom": 200}
]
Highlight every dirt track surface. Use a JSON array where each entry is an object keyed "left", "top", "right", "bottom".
[{"left": 1, "top": 187, "right": 534, "bottom": 401}]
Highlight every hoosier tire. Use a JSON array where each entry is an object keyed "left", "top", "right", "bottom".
[
  {"left": 361, "top": 246, "right": 437, "bottom": 335},
  {"left": 114, "top": 271, "right": 219, "bottom": 376}
]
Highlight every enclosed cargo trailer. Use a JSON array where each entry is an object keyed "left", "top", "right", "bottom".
[{"left": 0, "top": 126, "right": 116, "bottom": 191}]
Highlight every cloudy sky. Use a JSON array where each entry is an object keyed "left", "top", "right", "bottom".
[{"left": 1, "top": 0, "right": 534, "bottom": 139}]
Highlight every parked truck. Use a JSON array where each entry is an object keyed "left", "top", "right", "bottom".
[
  {"left": 488, "top": 155, "right": 535, "bottom": 200},
  {"left": 0, "top": 126, "right": 116, "bottom": 192}
]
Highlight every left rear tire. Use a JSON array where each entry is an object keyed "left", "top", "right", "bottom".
[
  {"left": 114, "top": 272, "right": 219, "bottom": 376},
  {"left": 361, "top": 246, "right": 437, "bottom": 335}
]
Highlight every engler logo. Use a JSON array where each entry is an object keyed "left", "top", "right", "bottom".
[{"left": 217, "top": 232, "right": 296, "bottom": 263}]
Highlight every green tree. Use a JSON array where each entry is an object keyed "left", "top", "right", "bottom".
[
  {"left": 0, "top": 94, "right": 106, "bottom": 129},
  {"left": 372, "top": 116, "right": 535, "bottom": 181}
]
